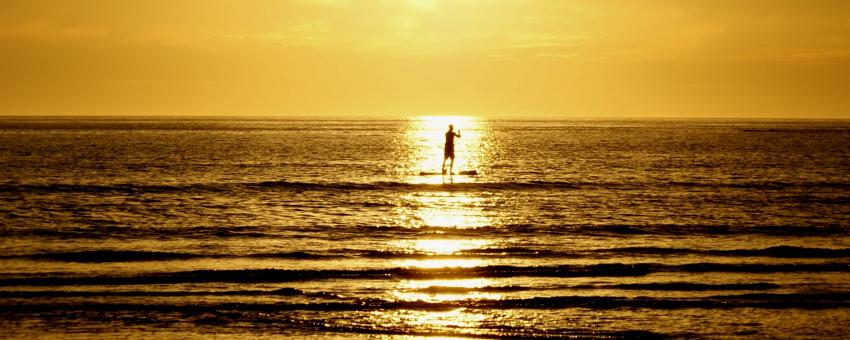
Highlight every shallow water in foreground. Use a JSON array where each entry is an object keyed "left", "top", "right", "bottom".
[{"left": 1, "top": 117, "right": 849, "bottom": 338}]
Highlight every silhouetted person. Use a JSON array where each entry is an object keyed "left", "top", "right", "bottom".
[{"left": 441, "top": 124, "right": 461, "bottom": 174}]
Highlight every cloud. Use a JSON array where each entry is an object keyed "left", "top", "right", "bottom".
[
  {"left": 790, "top": 50, "right": 850, "bottom": 60},
  {"left": 0, "top": 21, "right": 111, "bottom": 41}
]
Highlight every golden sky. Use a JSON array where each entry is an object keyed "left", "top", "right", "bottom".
[{"left": 1, "top": 0, "right": 849, "bottom": 117}]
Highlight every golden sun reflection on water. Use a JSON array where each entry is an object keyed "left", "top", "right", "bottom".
[
  {"left": 391, "top": 239, "right": 491, "bottom": 254},
  {"left": 384, "top": 278, "right": 497, "bottom": 336},
  {"left": 391, "top": 116, "right": 495, "bottom": 268},
  {"left": 369, "top": 309, "right": 488, "bottom": 337},
  {"left": 381, "top": 116, "right": 498, "bottom": 333},
  {"left": 409, "top": 192, "right": 489, "bottom": 228},
  {"left": 391, "top": 239, "right": 491, "bottom": 268},
  {"left": 393, "top": 278, "right": 502, "bottom": 302}
]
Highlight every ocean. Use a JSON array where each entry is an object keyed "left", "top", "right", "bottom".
[{"left": 1, "top": 117, "right": 849, "bottom": 339}]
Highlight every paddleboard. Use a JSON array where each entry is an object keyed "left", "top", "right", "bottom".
[{"left": 418, "top": 170, "right": 478, "bottom": 176}]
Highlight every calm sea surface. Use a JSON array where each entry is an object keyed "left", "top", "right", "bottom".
[{"left": 1, "top": 117, "right": 849, "bottom": 338}]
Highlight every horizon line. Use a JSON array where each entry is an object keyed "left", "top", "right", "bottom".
[{"left": 1, "top": 114, "right": 849, "bottom": 121}]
